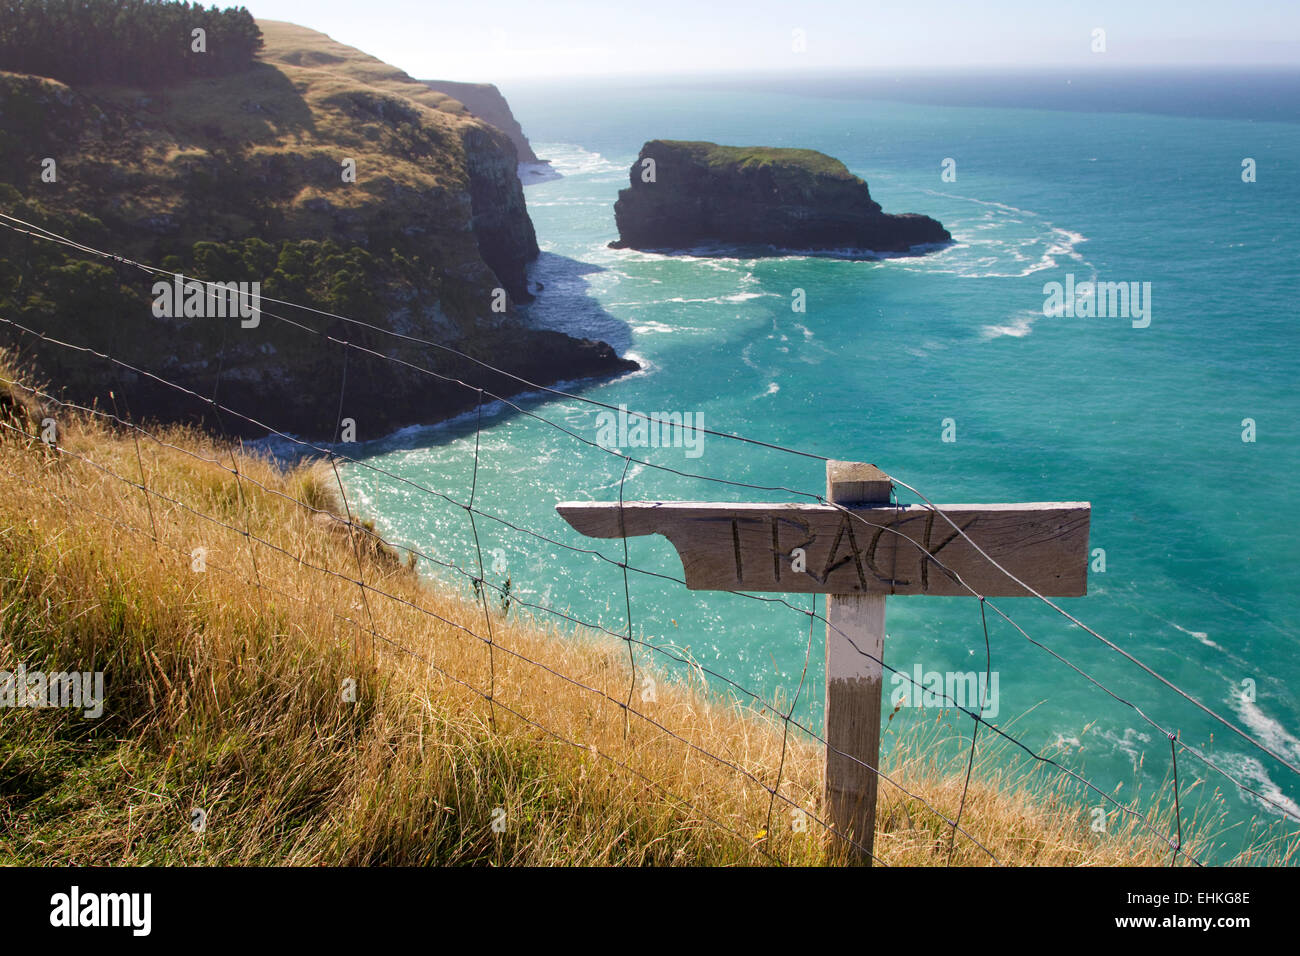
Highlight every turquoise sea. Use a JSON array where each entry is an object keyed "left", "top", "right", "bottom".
[{"left": 339, "top": 71, "right": 1300, "bottom": 861}]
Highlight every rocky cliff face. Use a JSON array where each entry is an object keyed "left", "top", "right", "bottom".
[
  {"left": 459, "top": 122, "right": 539, "bottom": 302},
  {"left": 0, "top": 20, "right": 633, "bottom": 440},
  {"left": 611, "top": 140, "right": 950, "bottom": 255},
  {"left": 422, "top": 79, "right": 546, "bottom": 167}
]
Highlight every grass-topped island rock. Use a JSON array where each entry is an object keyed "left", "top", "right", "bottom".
[{"left": 610, "top": 140, "right": 950, "bottom": 257}]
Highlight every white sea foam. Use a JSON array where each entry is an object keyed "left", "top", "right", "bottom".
[
  {"left": 1095, "top": 726, "right": 1154, "bottom": 769},
  {"left": 619, "top": 239, "right": 943, "bottom": 262},
  {"left": 1172, "top": 621, "right": 1220, "bottom": 650},
  {"left": 1142, "top": 611, "right": 1222, "bottom": 650},
  {"left": 659, "top": 291, "right": 771, "bottom": 305},
  {"left": 1216, "top": 752, "right": 1300, "bottom": 823},
  {"left": 621, "top": 351, "right": 652, "bottom": 377},
  {"left": 532, "top": 142, "right": 624, "bottom": 177},
  {"left": 518, "top": 161, "right": 562, "bottom": 185},
  {"left": 1231, "top": 688, "right": 1300, "bottom": 765},
  {"left": 527, "top": 199, "right": 609, "bottom": 208},
  {"left": 630, "top": 321, "right": 679, "bottom": 335},
  {"left": 896, "top": 188, "right": 1094, "bottom": 279},
  {"left": 979, "top": 309, "right": 1040, "bottom": 340}
]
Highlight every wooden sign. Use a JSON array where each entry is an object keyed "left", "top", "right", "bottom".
[
  {"left": 556, "top": 462, "right": 1092, "bottom": 864},
  {"left": 556, "top": 501, "right": 1090, "bottom": 597}
]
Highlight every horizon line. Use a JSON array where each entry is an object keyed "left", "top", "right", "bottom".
[{"left": 428, "top": 63, "right": 1300, "bottom": 85}]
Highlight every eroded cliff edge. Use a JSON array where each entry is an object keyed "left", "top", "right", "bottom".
[{"left": 610, "top": 140, "right": 950, "bottom": 256}]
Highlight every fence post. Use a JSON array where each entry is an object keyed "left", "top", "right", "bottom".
[{"left": 824, "top": 460, "right": 893, "bottom": 864}]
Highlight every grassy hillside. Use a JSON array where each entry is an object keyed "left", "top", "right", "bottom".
[
  {"left": 2, "top": 18, "right": 523, "bottom": 282},
  {"left": 0, "top": 14, "right": 632, "bottom": 442},
  {"left": 0, "top": 353, "right": 1247, "bottom": 866}
]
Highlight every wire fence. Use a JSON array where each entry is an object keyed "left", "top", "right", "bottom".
[{"left": 2, "top": 208, "right": 1298, "bottom": 866}]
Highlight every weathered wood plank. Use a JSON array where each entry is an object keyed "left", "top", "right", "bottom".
[{"left": 556, "top": 500, "right": 1090, "bottom": 597}]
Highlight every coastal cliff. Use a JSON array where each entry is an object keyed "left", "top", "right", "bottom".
[
  {"left": 0, "top": 18, "right": 629, "bottom": 440},
  {"left": 422, "top": 79, "right": 548, "bottom": 168},
  {"left": 610, "top": 140, "right": 950, "bottom": 255},
  {"left": 459, "top": 121, "right": 539, "bottom": 302}
]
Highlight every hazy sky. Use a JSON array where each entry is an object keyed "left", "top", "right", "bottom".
[{"left": 250, "top": 0, "right": 1300, "bottom": 80}]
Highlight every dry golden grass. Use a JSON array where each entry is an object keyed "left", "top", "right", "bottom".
[
  {"left": 255, "top": 19, "right": 472, "bottom": 119},
  {"left": 53, "top": 19, "right": 501, "bottom": 250},
  {"left": 0, "top": 356, "right": 1287, "bottom": 866}
]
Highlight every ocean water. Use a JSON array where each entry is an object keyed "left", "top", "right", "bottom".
[{"left": 340, "top": 73, "right": 1300, "bottom": 861}]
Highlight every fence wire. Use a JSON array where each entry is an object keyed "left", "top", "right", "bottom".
[{"left": 3, "top": 209, "right": 1298, "bottom": 865}]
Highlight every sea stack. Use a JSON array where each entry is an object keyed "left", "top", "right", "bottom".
[{"left": 610, "top": 140, "right": 950, "bottom": 256}]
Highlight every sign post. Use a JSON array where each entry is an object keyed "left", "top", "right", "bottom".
[
  {"left": 823, "top": 461, "right": 892, "bottom": 862},
  {"left": 557, "top": 460, "right": 1090, "bottom": 863}
]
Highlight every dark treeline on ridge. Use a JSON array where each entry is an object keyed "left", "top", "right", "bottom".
[{"left": 0, "top": 0, "right": 262, "bottom": 87}]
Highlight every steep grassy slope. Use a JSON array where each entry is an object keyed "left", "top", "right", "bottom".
[
  {"left": 0, "top": 354, "right": 1251, "bottom": 866},
  {"left": 0, "top": 18, "right": 633, "bottom": 440}
]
